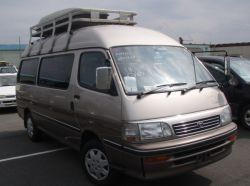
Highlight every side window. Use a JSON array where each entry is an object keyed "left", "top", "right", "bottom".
[
  {"left": 38, "top": 54, "right": 74, "bottom": 89},
  {"left": 18, "top": 58, "right": 39, "bottom": 84},
  {"left": 205, "top": 63, "right": 226, "bottom": 83},
  {"left": 79, "top": 52, "right": 108, "bottom": 90}
]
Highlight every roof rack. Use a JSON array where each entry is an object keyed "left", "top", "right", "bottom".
[
  {"left": 29, "top": 8, "right": 136, "bottom": 43},
  {"left": 23, "top": 8, "right": 137, "bottom": 57}
]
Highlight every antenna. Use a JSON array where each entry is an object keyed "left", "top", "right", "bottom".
[{"left": 18, "top": 36, "right": 21, "bottom": 58}]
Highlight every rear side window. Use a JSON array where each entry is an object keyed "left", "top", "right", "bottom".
[
  {"left": 0, "top": 66, "right": 17, "bottom": 73},
  {"left": 18, "top": 58, "right": 39, "bottom": 84},
  {"left": 38, "top": 54, "right": 74, "bottom": 89},
  {"left": 79, "top": 52, "right": 108, "bottom": 90}
]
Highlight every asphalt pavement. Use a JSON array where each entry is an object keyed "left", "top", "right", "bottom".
[{"left": 0, "top": 108, "right": 250, "bottom": 186}]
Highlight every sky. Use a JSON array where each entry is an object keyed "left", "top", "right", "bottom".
[{"left": 0, "top": 0, "right": 250, "bottom": 45}]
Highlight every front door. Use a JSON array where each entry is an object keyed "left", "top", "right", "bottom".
[{"left": 73, "top": 49, "right": 122, "bottom": 143}]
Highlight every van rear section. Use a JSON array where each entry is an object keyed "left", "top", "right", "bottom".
[{"left": 17, "top": 8, "right": 237, "bottom": 185}]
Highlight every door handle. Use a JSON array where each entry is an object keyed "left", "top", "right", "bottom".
[
  {"left": 74, "top": 95, "right": 80, "bottom": 100},
  {"left": 70, "top": 101, "right": 74, "bottom": 111}
]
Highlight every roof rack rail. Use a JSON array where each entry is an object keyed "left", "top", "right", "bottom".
[
  {"left": 28, "top": 8, "right": 137, "bottom": 44},
  {"left": 23, "top": 8, "right": 137, "bottom": 57}
]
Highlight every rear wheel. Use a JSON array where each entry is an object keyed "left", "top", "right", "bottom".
[
  {"left": 81, "top": 140, "right": 116, "bottom": 185},
  {"left": 25, "top": 113, "right": 42, "bottom": 141},
  {"left": 240, "top": 105, "right": 250, "bottom": 130}
]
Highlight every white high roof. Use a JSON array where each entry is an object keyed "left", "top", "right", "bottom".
[{"left": 68, "top": 25, "right": 182, "bottom": 49}]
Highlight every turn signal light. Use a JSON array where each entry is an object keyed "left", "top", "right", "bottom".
[
  {"left": 228, "top": 135, "right": 237, "bottom": 142},
  {"left": 144, "top": 155, "right": 170, "bottom": 164}
]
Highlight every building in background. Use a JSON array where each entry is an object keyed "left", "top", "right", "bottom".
[
  {"left": 183, "top": 42, "right": 250, "bottom": 59},
  {"left": 211, "top": 42, "right": 250, "bottom": 59},
  {"left": 184, "top": 43, "right": 211, "bottom": 54},
  {"left": 1, "top": 42, "right": 250, "bottom": 66},
  {"left": 0, "top": 44, "right": 26, "bottom": 67}
]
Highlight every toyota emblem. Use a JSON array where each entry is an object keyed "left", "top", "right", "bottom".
[{"left": 197, "top": 121, "right": 204, "bottom": 128}]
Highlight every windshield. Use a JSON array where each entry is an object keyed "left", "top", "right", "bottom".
[
  {"left": 230, "top": 58, "right": 250, "bottom": 83},
  {"left": 0, "top": 75, "right": 17, "bottom": 86},
  {"left": 0, "top": 66, "right": 17, "bottom": 74},
  {"left": 111, "top": 46, "right": 213, "bottom": 94}
]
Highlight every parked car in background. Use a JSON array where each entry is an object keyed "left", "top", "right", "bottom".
[
  {"left": 199, "top": 56, "right": 250, "bottom": 129},
  {"left": 0, "top": 65, "right": 17, "bottom": 108}
]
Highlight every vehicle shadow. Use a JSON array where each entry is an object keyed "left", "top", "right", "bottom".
[
  {"left": 235, "top": 125, "right": 250, "bottom": 140},
  {"left": 0, "top": 129, "right": 212, "bottom": 186},
  {"left": 0, "top": 107, "right": 17, "bottom": 115},
  {"left": 118, "top": 172, "right": 211, "bottom": 186}
]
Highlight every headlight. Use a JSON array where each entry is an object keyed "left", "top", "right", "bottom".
[
  {"left": 123, "top": 122, "right": 172, "bottom": 143},
  {"left": 220, "top": 106, "right": 232, "bottom": 126}
]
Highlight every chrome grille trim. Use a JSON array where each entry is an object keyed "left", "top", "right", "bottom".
[
  {"left": 173, "top": 115, "right": 220, "bottom": 136},
  {"left": 5, "top": 95, "right": 16, "bottom": 98}
]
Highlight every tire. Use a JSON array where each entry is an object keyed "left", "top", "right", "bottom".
[
  {"left": 240, "top": 105, "right": 250, "bottom": 130},
  {"left": 81, "top": 140, "right": 116, "bottom": 185},
  {"left": 25, "top": 113, "right": 42, "bottom": 142}
]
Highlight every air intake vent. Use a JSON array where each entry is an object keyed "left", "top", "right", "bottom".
[{"left": 173, "top": 115, "right": 220, "bottom": 136}]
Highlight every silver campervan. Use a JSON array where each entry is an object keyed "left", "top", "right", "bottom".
[{"left": 17, "top": 8, "right": 237, "bottom": 185}]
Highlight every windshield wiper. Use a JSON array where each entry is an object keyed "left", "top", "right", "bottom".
[
  {"left": 137, "top": 83, "right": 187, "bottom": 99},
  {"left": 181, "top": 80, "right": 218, "bottom": 94},
  {"left": 196, "top": 80, "right": 218, "bottom": 86}
]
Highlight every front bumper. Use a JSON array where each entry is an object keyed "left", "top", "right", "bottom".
[
  {"left": 104, "top": 122, "right": 237, "bottom": 180},
  {"left": 0, "top": 98, "right": 16, "bottom": 108}
]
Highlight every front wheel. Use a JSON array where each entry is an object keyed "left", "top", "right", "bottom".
[
  {"left": 81, "top": 140, "right": 116, "bottom": 185},
  {"left": 240, "top": 105, "right": 250, "bottom": 130},
  {"left": 25, "top": 113, "right": 42, "bottom": 142}
]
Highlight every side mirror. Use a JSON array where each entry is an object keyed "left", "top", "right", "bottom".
[{"left": 96, "top": 67, "right": 112, "bottom": 90}]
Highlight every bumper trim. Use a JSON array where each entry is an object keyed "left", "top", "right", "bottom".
[{"left": 103, "top": 126, "right": 237, "bottom": 156}]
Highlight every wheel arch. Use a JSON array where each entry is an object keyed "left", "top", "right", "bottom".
[
  {"left": 81, "top": 130, "right": 102, "bottom": 148},
  {"left": 237, "top": 100, "right": 250, "bottom": 118},
  {"left": 23, "top": 108, "right": 31, "bottom": 128}
]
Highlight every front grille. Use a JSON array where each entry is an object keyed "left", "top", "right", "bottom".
[
  {"left": 3, "top": 100, "right": 16, "bottom": 104},
  {"left": 172, "top": 115, "right": 220, "bottom": 136},
  {"left": 5, "top": 95, "right": 15, "bottom": 98}
]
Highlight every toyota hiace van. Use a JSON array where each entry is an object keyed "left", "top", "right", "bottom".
[{"left": 17, "top": 8, "right": 237, "bottom": 185}]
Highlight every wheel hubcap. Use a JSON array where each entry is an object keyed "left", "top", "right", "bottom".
[
  {"left": 85, "top": 148, "right": 109, "bottom": 181},
  {"left": 244, "top": 109, "right": 250, "bottom": 127},
  {"left": 27, "top": 118, "right": 34, "bottom": 137}
]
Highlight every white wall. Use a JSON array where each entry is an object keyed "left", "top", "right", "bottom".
[
  {"left": 212, "top": 45, "right": 250, "bottom": 59},
  {"left": 0, "top": 50, "right": 22, "bottom": 67}
]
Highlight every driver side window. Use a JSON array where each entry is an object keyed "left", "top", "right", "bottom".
[{"left": 79, "top": 52, "right": 107, "bottom": 90}]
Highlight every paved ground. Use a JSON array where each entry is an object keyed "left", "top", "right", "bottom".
[{"left": 0, "top": 108, "right": 250, "bottom": 186}]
